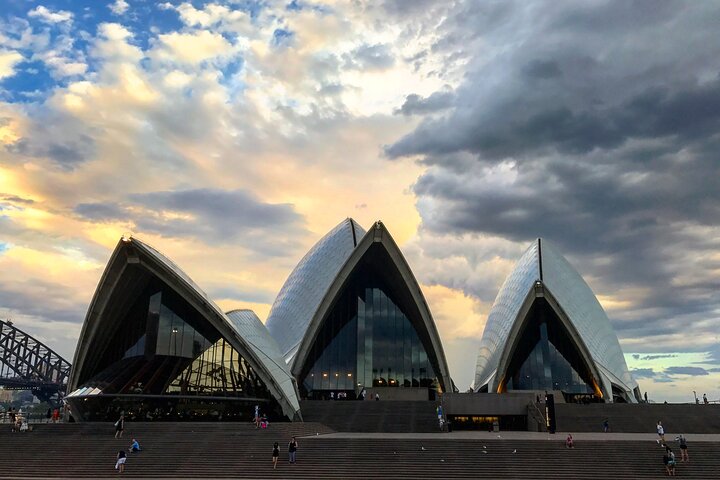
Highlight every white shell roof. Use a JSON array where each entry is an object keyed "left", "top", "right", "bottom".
[
  {"left": 474, "top": 239, "right": 637, "bottom": 397},
  {"left": 226, "top": 309, "right": 300, "bottom": 414},
  {"left": 265, "top": 218, "right": 365, "bottom": 361}
]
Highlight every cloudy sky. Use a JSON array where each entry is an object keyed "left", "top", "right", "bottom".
[{"left": 1, "top": 0, "right": 719, "bottom": 402}]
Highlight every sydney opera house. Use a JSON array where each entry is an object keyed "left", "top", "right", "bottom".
[
  {"left": 66, "top": 219, "right": 452, "bottom": 421},
  {"left": 473, "top": 239, "right": 641, "bottom": 403},
  {"left": 65, "top": 220, "right": 638, "bottom": 422}
]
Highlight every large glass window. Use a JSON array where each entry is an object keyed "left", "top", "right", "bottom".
[
  {"left": 505, "top": 298, "right": 595, "bottom": 395},
  {"left": 77, "top": 283, "right": 271, "bottom": 401},
  {"left": 301, "top": 265, "right": 438, "bottom": 397}
]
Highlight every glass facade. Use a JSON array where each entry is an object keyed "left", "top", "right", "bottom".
[
  {"left": 70, "top": 279, "right": 277, "bottom": 421},
  {"left": 300, "top": 266, "right": 438, "bottom": 397},
  {"left": 504, "top": 298, "right": 596, "bottom": 396}
]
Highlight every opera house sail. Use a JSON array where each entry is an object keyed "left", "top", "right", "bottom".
[
  {"left": 66, "top": 237, "right": 301, "bottom": 421},
  {"left": 265, "top": 219, "right": 453, "bottom": 399},
  {"left": 473, "top": 239, "right": 640, "bottom": 403}
]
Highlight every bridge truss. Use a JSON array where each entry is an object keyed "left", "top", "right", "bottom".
[{"left": 0, "top": 319, "right": 71, "bottom": 404}]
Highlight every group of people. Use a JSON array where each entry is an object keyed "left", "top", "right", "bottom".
[
  {"left": 272, "top": 437, "right": 299, "bottom": 469},
  {"left": 254, "top": 405, "right": 270, "bottom": 429},
  {"left": 657, "top": 421, "right": 689, "bottom": 476},
  {"left": 113, "top": 414, "right": 142, "bottom": 474}
]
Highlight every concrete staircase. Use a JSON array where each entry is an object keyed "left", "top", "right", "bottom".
[
  {"left": 556, "top": 403, "right": 720, "bottom": 433},
  {"left": 299, "top": 400, "right": 439, "bottom": 432},
  {"left": 1, "top": 423, "right": 719, "bottom": 478}
]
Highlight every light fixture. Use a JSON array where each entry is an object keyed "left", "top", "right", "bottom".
[
  {"left": 347, "top": 373, "right": 352, "bottom": 377},
  {"left": 323, "top": 373, "right": 328, "bottom": 377},
  {"left": 335, "top": 373, "right": 339, "bottom": 377}
]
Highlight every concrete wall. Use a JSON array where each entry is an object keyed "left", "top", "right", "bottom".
[
  {"left": 443, "top": 392, "right": 535, "bottom": 416},
  {"left": 363, "top": 387, "right": 430, "bottom": 401}
]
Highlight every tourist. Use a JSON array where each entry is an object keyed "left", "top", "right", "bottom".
[
  {"left": 644, "top": 392, "right": 648, "bottom": 403},
  {"left": 46, "top": 408, "right": 52, "bottom": 423},
  {"left": 129, "top": 438, "right": 141, "bottom": 453},
  {"left": 9, "top": 407, "right": 15, "bottom": 424},
  {"left": 254, "top": 405, "right": 260, "bottom": 429},
  {"left": 565, "top": 433, "right": 574, "bottom": 449},
  {"left": 703, "top": 393, "right": 708, "bottom": 405},
  {"left": 657, "top": 421, "right": 665, "bottom": 443},
  {"left": 272, "top": 442, "right": 280, "bottom": 469},
  {"left": 665, "top": 445, "right": 676, "bottom": 476},
  {"left": 676, "top": 434, "right": 689, "bottom": 462},
  {"left": 602, "top": 419, "right": 610, "bottom": 433},
  {"left": 115, "top": 450, "right": 127, "bottom": 473},
  {"left": 52, "top": 408, "right": 60, "bottom": 423},
  {"left": 288, "top": 436, "right": 298, "bottom": 463},
  {"left": 115, "top": 414, "right": 125, "bottom": 439},
  {"left": 375, "top": 393, "right": 380, "bottom": 401}
]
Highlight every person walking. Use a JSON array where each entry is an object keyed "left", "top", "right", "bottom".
[
  {"left": 254, "top": 405, "right": 260, "bottom": 429},
  {"left": 45, "top": 408, "right": 52, "bottom": 423},
  {"left": 288, "top": 436, "right": 298, "bottom": 464},
  {"left": 565, "top": 433, "right": 574, "bottom": 449},
  {"left": 272, "top": 442, "right": 280, "bottom": 469},
  {"left": 602, "top": 419, "right": 610, "bottom": 433},
  {"left": 657, "top": 421, "right": 665, "bottom": 443},
  {"left": 665, "top": 445, "right": 676, "bottom": 476},
  {"left": 115, "top": 450, "right": 127, "bottom": 473},
  {"left": 677, "top": 434, "right": 689, "bottom": 462},
  {"left": 703, "top": 393, "right": 708, "bottom": 405},
  {"left": 52, "top": 408, "right": 60, "bottom": 423},
  {"left": 114, "top": 414, "right": 125, "bottom": 439}
]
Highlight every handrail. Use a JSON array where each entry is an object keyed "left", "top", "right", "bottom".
[{"left": 528, "top": 401, "right": 547, "bottom": 432}]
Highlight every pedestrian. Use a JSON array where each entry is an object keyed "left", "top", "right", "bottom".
[
  {"left": 254, "top": 405, "right": 260, "bottom": 428},
  {"left": 644, "top": 391, "right": 648, "bottom": 403},
  {"left": 665, "top": 445, "right": 676, "bottom": 476},
  {"left": 375, "top": 393, "right": 380, "bottom": 401},
  {"left": 703, "top": 393, "right": 708, "bottom": 405},
  {"left": 657, "top": 421, "right": 665, "bottom": 443},
  {"left": 272, "top": 442, "right": 280, "bottom": 469},
  {"left": 9, "top": 407, "right": 15, "bottom": 424},
  {"left": 45, "top": 408, "right": 52, "bottom": 423},
  {"left": 602, "top": 419, "right": 610, "bottom": 433},
  {"left": 115, "top": 450, "right": 127, "bottom": 473},
  {"left": 565, "top": 433, "right": 574, "bottom": 449},
  {"left": 114, "top": 414, "right": 125, "bottom": 439},
  {"left": 129, "top": 438, "right": 141, "bottom": 453},
  {"left": 288, "top": 436, "right": 298, "bottom": 464},
  {"left": 676, "top": 434, "right": 689, "bottom": 462},
  {"left": 52, "top": 408, "right": 60, "bottom": 423}
]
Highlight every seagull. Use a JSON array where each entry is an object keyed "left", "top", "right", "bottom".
[
  {"left": 512, "top": 449, "right": 517, "bottom": 454},
  {"left": 440, "top": 459, "right": 445, "bottom": 462},
  {"left": 482, "top": 450, "right": 487, "bottom": 454},
  {"left": 421, "top": 446, "right": 426, "bottom": 451},
  {"left": 483, "top": 446, "right": 487, "bottom": 449}
]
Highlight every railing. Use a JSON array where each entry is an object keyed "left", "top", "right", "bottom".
[{"left": 528, "top": 401, "right": 547, "bottom": 432}]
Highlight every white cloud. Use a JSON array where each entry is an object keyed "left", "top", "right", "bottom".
[
  {"left": 28, "top": 6, "right": 73, "bottom": 24},
  {"left": 0, "top": 50, "right": 23, "bottom": 79},
  {"left": 108, "top": 0, "right": 130, "bottom": 16},
  {"left": 154, "top": 30, "right": 234, "bottom": 65}
]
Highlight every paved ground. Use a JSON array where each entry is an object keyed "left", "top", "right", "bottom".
[{"left": 318, "top": 430, "right": 720, "bottom": 441}]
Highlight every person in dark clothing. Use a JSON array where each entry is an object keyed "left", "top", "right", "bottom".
[
  {"left": 45, "top": 408, "right": 52, "bottom": 423},
  {"left": 676, "top": 434, "right": 689, "bottom": 462},
  {"left": 288, "top": 437, "right": 298, "bottom": 463},
  {"left": 114, "top": 414, "right": 125, "bottom": 439},
  {"left": 272, "top": 442, "right": 280, "bottom": 469}
]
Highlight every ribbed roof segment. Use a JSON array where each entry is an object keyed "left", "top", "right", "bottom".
[
  {"left": 473, "top": 239, "right": 637, "bottom": 400},
  {"left": 226, "top": 309, "right": 300, "bottom": 416},
  {"left": 265, "top": 218, "right": 365, "bottom": 361}
]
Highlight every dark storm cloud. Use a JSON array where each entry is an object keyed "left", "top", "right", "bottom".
[
  {"left": 74, "top": 188, "right": 307, "bottom": 255},
  {"left": 385, "top": 0, "right": 720, "bottom": 351},
  {"left": 395, "top": 90, "right": 455, "bottom": 116},
  {"left": 633, "top": 354, "right": 678, "bottom": 361},
  {"left": 664, "top": 367, "right": 709, "bottom": 376},
  {"left": 630, "top": 368, "right": 656, "bottom": 379},
  {"left": 0, "top": 278, "right": 86, "bottom": 325}
]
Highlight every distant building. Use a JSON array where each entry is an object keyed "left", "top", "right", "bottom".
[
  {"left": 265, "top": 219, "right": 453, "bottom": 399},
  {"left": 473, "top": 239, "right": 640, "bottom": 403}
]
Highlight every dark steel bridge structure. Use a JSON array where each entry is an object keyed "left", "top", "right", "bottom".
[{"left": 0, "top": 319, "right": 71, "bottom": 404}]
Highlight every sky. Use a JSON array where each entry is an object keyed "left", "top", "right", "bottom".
[{"left": 1, "top": 0, "right": 719, "bottom": 403}]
